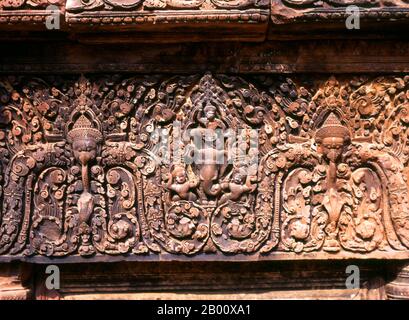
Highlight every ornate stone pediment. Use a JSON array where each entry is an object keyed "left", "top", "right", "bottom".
[{"left": 1, "top": 73, "right": 409, "bottom": 262}]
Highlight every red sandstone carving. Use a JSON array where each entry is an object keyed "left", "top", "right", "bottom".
[
  {"left": 271, "top": 0, "right": 409, "bottom": 24},
  {"left": 0, "top": 74, "right": 409, "bottom": 260}
]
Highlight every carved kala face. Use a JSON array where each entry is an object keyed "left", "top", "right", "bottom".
[
  {"left": 233, "top": 173, "right": 245, "bottom": 184},
  {"left": 320, "top": 137, "right": 345, "bottom": 162},
  {"left": 72, "top": 138, "right": 97, "bottom": 165}
]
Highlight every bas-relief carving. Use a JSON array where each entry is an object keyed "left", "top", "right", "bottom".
[
  {"left": 271, "top": 0, "right": 409, "bottom": 24},
  {"left": 0, "top": 73, "right": 409, "bottom": 260}
]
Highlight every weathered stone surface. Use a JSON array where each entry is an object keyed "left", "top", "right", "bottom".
[{"left": 2, "top": 0, "right": 409, "bottom": 37}]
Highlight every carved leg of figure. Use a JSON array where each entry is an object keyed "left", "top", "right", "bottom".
[
  {"left": 386, "top": 262, "right": 409, "bottom": 300},
  {"left": 0, "top": 262, "right": 32, "bottom": 300}
]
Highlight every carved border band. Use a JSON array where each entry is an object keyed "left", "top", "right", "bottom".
[
  {"left": 1, "top": 0, "right": 409, "bottom": 31},
  {"left": 1, "top": 73, "right": 409, "bottom": 262}
]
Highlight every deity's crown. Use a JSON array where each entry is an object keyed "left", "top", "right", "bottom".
[
  {"left": 315, "top": 112, "right": 350, "bottom": 141},
  {"left": 67, "top": 114, "right": 102, "bottom": 142}
]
